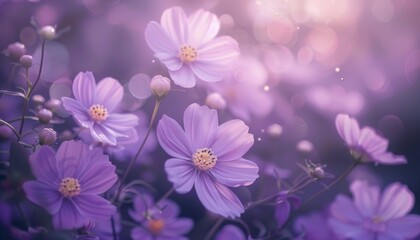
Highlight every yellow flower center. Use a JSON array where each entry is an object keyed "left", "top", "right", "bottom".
[
  {"left": 148, "top": 219, "right": 165, "bottom": 234},
  {"left": 192, "top": 148, "right": 217, "bottom": 171},
  {"left": 89, "top": 104, "right": 108, "bottom": 122},
  {"left": 59, "top": 177, "right": 81, "bottom": 198},
  {"left": 179, "top": 45, "right": 198, "bottom": 62}
]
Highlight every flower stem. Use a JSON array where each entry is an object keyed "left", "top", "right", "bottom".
[
  {"left": 203, "top": 218, "right": 224, "bottom": 240},
  {"left": 156, "top": 187, "right": 174, "bottom": 205},
  {"left": 113, "top": 99, "right": 161, "bottom": 203},
  {"left": 301, "top": 161, "right": 358, "bottom": 206},
  {"left": 111, "top": 216, "right": 117, "bottom": 240}
]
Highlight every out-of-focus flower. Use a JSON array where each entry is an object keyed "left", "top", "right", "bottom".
[
  {"left": 38, "top": 128, "right": 57, "bottom": 145},
  {"left": 4, "top": 42, "right": 26, "bottom": 61},
  {"left": 335, "top": 114, "right": 407, "bottom": 165},
  {"left": 275, "top": 191, "right": 301, "bottom": 228},
  {"left": 19, "top": 55, "right": 33, "bottom": 68},
  {"left": 145, "top": 7, "right": 239, "bottom": 88},
  {"left": 62, "top": 72, "right": 139, "bottom": 146},
  {"left": 129, "top": 194, "right": 193, "bottom": 240},
  {"left": 23, "top": 140, "right": 117, "bottom": 229},
  {"left": 205, "top": 92, "right": 226, "bottom": 110},
  {"left": 208, "top": 56, "right": 272, "bottom": 122},
  {"left": 157, "top": 103, "right": 258, "bottom": 218},
  {"left": 32, "top": 95, "right": 45, "bottom": 105},
  {"left": 150, "top": 75, "right": 171, "bottom": 98},
  {"left": 45, "top": 99, "right": 62, "bottom": 111},
  {"left": 93, "top": 213, "right": 121, "bottom": 240},
  {"left": 329, "top": 180, "right": 420, "bottom": 240},
  {"left": 294, "top": 211, "right": 336, "bottom": 240},
  {"left": 37, "top": 108, "right": 53, "bottom": 124},
  {"left": 39, "top": 25, "right": 56, "bottom": 40},
  {"left": 296, "top": 140, "right": 314, "bottom": 153},
  {"left": 267, "top": 123, "right": 283, "bottom": 138},
  {"left": 215, "top": 225, "right": 246, "bottom": 240}
]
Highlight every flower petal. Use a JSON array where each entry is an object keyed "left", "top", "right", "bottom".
[
  {"left": 164, "top": 158, "right": 197, "bottom": 194},
  {"left": 215, "top": 225, "right": 246, "bottom": 240},
  {"left": 188, "top": 9, "right": 220, "bottom": 47},
  {"left": 275, "top": 201, "right": 292, "bottom": 228},
  {"left": 211, "top": 120, "right": 254, "bottom": 161},
  {"left": 378, "top": 182, "right": 414, "bottom": 221},
  {"left": 328, "top": 218, "right": 375, "bottom": 240},
  {"left": 194, "top": 172, "right": 244, "bottom": 218},
  {"left": 160, "top": 7, "right": 188, "bottom": 45},
  {"left": 23, "top": 181, "right": 62, "bottom": 215},
  {"left": 383, "top": 215, "right": 420, "bottom": 239},
  {"left": 329, "top": 194, "right": 362, "bottom": 223},
  {"left": 168, "top": 65, "right": 197, "bottom": 88},
  {"left": 72, "top": 71, "right": 96, "bottom": 108},
  {"left": 158, "top": 199, "right": 180, "bottom": 219},
  {"left": 162, "top": 218, "right": 194, "bottom": 236},
  {"left": 335, "top": 114, "right": 360, "bottom": 147},
  {"left": 74, "top": 194, "right": 116, "bottom": 220},
  {"left": 373, "top": 152, "right": 407, "bottom": 165},
  {"left": 211, "top": 158, "right": 258, "bottom": 187},
  {"left": 103, "top": 113, "right": 139, "bottom": 136},
  {"left": 183, "top": 103, "right": 218, "bottom": 150},
  {"left": 145, "top": 22, "right": 182, "bottom": 71},
  {"left": 197, "top": 36, "right": 239, "bottom": 66},
  {"left": 131, "top": 227, "right": 153, "bottom": 240},
  {"left": 358, "top": 127, "right": 388, "bottom": 157},
  {"left": 350, "top": 180, "right": 380, "bottom": 218},
  {"left": 95, "top": 77, "right": 123, "bottom": 112},
  {"left": 78, "top": 157, "right": 117, "bottom": 194},
  {"left": 91, "top": 123, "right": 117, "bottom": 146},
  {"left": 55, "top": 140, "right": 92, "bottom": 178},
  {"left": 52, "top": 199, "right": 87, "bottom": 230},
  {"left": 61, "top": 97, "right": 93, "bottom": 128},
  {"left": 129, "top": 194, "right": 154, "bottom": 223},
  {"left": 157, "top": 115, "right": 192, "bottom": 159},
  {"left": 28, "top": 146, "right": 60, "bottom": 187}
]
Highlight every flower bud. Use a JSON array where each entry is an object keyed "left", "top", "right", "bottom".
[
  {"left": 267, "top": 123, "right": 283, "bottom": 138},
  {"left": 205, "top": 92, "right": 226, "bottom": 110},
  {"left": 37, "top": 108, "right": 53, "bottom": 124},
  {"left": 5, "top": 42, "right": 26, "bottom": 61},
  {"left": 296, "top": 140, "right": 314, "bottom": 153},
  {"left": 19, "top": 55, "right": 33, "bottom": 68},
  {"left": 32, "top": 94, "right": 46, "bottom": 105},
  {"left": 150, "top": 75, "right": 171, "bottom": 98},
  {"left": 45, "top": 99, "right": 62, "bottom": 111},
  {"left": 39, "top": 128, "right": 57, "bottom": 145},
  {"left": 39, "top": 25, "right": 56, "bottom": 40}
]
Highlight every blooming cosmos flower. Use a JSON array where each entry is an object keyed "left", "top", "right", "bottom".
[
  {"left": 329, "top": 180, "right": 420, "bottom": 240},
  {"left": 335, "top": 114, "right": 407, "bottom": 165},
  {"left": 62, "top": 71, "right": 139, "bottom": 146},
  {"left": 145, "top": 7, "right": 240, "bottom": 88},
  {"left": 157, "top": 103, "right": 259, "bottom": 218},
  {"left": 23, "top": 140, "right": 117, "bottom": 229},
  {"left": 129, "top": 194, "right": 193, "bottom": 240}
]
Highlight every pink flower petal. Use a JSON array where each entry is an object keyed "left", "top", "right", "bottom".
[
  {"left": 168, "top": 65, "right": 197, "bottom": 88},
  {"left": 329, "top": 194, "right": 362, "bottom": 223},
  {"left": 196, "top": 36, "right": 239, "bottom": 65},
  {"left": 350, "top": 180, "right": 380, "bottom": 218},
  {"left": 358, "top": 127, "right": 388, "bottom": 156},
  {"left": 72, "top": 71, "right": 96, "bottom": 108},
  {"left": 157, "top": 115, "right": 192, "bottom": 159},
  {"left": 335, "top": 114, "right": 360, "bottom": 147},
  {"left": 211, "top": 158, "right": 258, "bottom": 187},
  {"left": 383, "top": 215, "right": 420, "bottom": 239},
  {"left": 95, "top": 77, "right": 123, "bottom": 112},
  {"left": 188, "top": 9, "right": 220, "bottom": 47},
  {"left": 378, "top": 182, "right": 414, "bottom": 221},
  {"left": 328, "top": 218, "right": 374, "bottom": 239},
  {"left": 160, "top": 7, "right": 188, "bottom": 45},
  {"left": 164, "top": 158, "right": 197, "bottom": 194},
  {"left": 61, "top": 97, "right": 93, "bottom": 128}
]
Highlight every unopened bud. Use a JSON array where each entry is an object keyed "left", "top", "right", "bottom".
[
  {"left": 313, "top": 167, "right": 325, "bottom": 179},
  {"left": 39, "top": 25, "right": 56, "bottom": 40},
  {"left": 39, "top": 128, "right": 57, "bottom": 145},
  {"left": 5, "top": 42, "right": 26, "bottom": 61},
  {"left": 19, "top": 55, "right": 33, "bottom": 68},
  {"left": 205, "top": 92, "right": 226, "bottom": 110},
  {"left": 267, "top": 124, "right": 283, "bottom": 138},
  {"left": 150, "top": 75, "right": 171, "bottom": 98},
  {"left": 296, "top": 140, "right": 314, "bottom": 153},
  {"left": 32, "top": 95, "right": 46, "bottom": 105},
  {"left": 45, "top": 99, "right": 61, "bottom": 111},
  {"left": 37, "top": 108, "right": 53, "bottom": 124}
]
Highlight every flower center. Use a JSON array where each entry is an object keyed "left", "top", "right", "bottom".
[
  {"left": 59, "top": 177, "right": 81, "bottom": 198},
  {"left": 89, "top": 104, "right": 108, "bottom": 122},
  {"left": 147, "top": 219, "right": 165, "bottom": 235},
  {"left": 179, "top": 45, "right": 197, "bottom": 62},
  {"left": 192, "top": 148, "right": 217, "bottom": 171}
]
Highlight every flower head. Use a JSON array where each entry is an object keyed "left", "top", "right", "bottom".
[
  {"left": 145, "top": 7, "right": 239, "bottom": 88},
  {"left": 335, "top": 114, "right": 407, "bottom": 165},
  {"left": 329, "top": 180, "right": 420, "bottom": 240},
  {"left": 23, "top": 140, "right": 118, "bottom": 229},
  {"left": 157, "top": 103, "right": 259, "bottom": 218},
  {"left": 62, "top": 72, "right": 139, "bottom": 146},
  {"left": 129, "top": 194, "right": 193, "bottom": 240}
]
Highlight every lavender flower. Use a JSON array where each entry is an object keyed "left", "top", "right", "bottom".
[
  {"left": 145, "top": 7, "right": 239, "bottom": 88},
  {"left": 335, "top": 114, "right": 407, "bottom": 165},
  {"left": 62, "top": 72, "right": 139, "bottom": 146},
  {"left": 215, "top": 225, "right": 246, "bottom": 240},
  {"left": 129, "top": 194, "right": 193, "bottom": 240},
  {"left": 23, "top": 140, "right": 117, "bottom": 229},
  {"left": 293, "top": 211, "right": 336, "bottom": 240},
  {"left": 275, "top": 191, "right": 301, "bottom": 228},
  {"left": 157, "top": 103, "right": 259, "bottom": 218},
  {"left": 329, "top": 180, "right": 420, "bottom": 240}
]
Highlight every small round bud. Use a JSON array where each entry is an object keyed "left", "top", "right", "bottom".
[
  {"left": 39, "top": 128, "right": 57, "bottom": 145},
  {"left": 32, "top": 94, "right": 46, "bottom": 105},
  {"left": 37, "top": 108, "right": 53, "bottom": 124},
  {"left": 5, "top": 42, "right": 26, "bottom": 61},
  {"left": 45, "top": 99, "right": 62, "bottom": 111},
  {"left": 150, "top": 75, "right": 171, "bottom": 98},
  {"left": 267, "top": 123, "right": 283, "bottom": 138},
  {"left": 313, "top": 167, "right": 325, "bottom": 179},
  {"left": 296, "top": 140, "right": 314, "bottom": 153},
  {"left": 39, "top": 25, "right": 56, "bottom": 40},
  {"left": 19, "top": 55, "right": 33, "bottom": 68},
  {"left": 205, "top": 92, "right": 226, "bottom": 110}
]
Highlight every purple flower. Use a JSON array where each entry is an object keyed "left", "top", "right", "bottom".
[
  {"left": 92, "top": 213, "right": 121, "bottom": 240},
  {"left": 275, "top": 191, "right": 301, "bottom": 228},
  {"left": 335, "top": 114, "right": 407, "bottom": 165},
  {"left": 329, "top": 180, "right": 420, "bottom": 240},
  {"left": 23, "top": 140, "right": 118, "bottom": 229},
  {"left": 62, "top": 72, "right": 139, "bottom": 146},
  {"left": 293, "top": 211, "right": 336, "bottom": 240},
  {"left": 157, "top": 103, "right": 259, "bottom": 218},
  {"left": 215, "top": 225, "right": 246, "bottom": 240},
  {"left": 144, "top": 7, "right": 239, "bottom": 88},
  {"left": 129, "top": 194, "right": 193, "bottom": 240}
]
